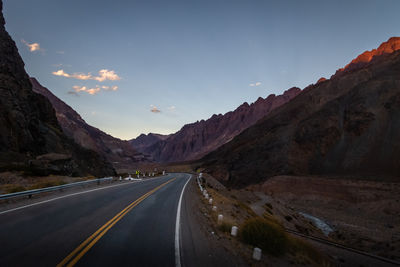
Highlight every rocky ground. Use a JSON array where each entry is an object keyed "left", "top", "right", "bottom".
[
  {"left": 195, "top": 173, "right": 400, "bottom": 266},
  {"left": 194, "top": 173, "right": 334, "bottom": 266},
  {"left": 253, "top": 175, "right": 400, "bottom": 261}
]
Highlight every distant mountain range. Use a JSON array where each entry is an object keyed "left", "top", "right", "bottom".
[
  {"left": 129, "top": 133, "right": 170, "bottom": 154},
  {"left": 31, "top": 78, "right": 150, "bottom": 172},
  {"left": 201, "top": 37, "right": 400, "bottom": 187},
  {"left": 0, "top": 1, "right": 115, "bottom": 177},
  {"left": 130, "top": 87, "right": 301, "bottom": 162}
]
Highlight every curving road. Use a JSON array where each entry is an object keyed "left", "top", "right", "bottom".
[{"left": 0, "top": 173, "right": 191, "bottom": 267}]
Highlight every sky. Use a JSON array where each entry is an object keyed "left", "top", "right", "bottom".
[{"left": 3, "top": 0, "right": 400, "bottom": 140}]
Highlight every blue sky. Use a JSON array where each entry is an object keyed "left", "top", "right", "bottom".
[{"left": 3, "top": 0, "right": 400, "bottom": 140}]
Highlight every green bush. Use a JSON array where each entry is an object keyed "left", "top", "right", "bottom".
[{"left": 239, "top": 217, "right": 288, "bottom": 256}]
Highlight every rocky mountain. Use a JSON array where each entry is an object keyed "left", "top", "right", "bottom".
[
  {"left": 31, "top": 78, "right": 150, "bottom": 171},
  {"left": 202, "top": 37, "right": 400, "bottom": 187},
  {"left": 334, "top": 37, "right": 400, "bottom": 77},
  {"left": 143, "top": 87, "right": 301, "bottom": 162},
  {"left": 129, "top": 133, "right": 170, "bottom": 153},
  {"left": 0, "top": 1, "right": 115, "bottom": 177}
]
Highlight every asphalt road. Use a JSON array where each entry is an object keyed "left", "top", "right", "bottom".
[{"left": 0, "top": 173, "right": 191, "bottom": 267}]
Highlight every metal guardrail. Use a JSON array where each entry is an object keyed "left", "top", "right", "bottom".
[{"left": 0, "top": 177, "right": 113, "bottom": 200}]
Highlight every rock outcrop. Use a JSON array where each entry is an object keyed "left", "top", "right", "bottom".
[
  {"left": 0, "top": 1, "right": 115, "bottom": 177},
  {"left": 143, "top": 87, "right": 301, "bottom": 162},
  {"left": 31, "top": 78, "right": 149, "bottom": 171},
  {"left": 202, "top": 37, "right": 400, "bottom": 187}
]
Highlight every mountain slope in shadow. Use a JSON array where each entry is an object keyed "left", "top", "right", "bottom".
[
  {"left": 0, "top": 1, "right": 115, "bottom": 177},
  {"left": 31, "top": 78, "right": 150, "bottom": 172},
  {"left": 202, "top": 37, "right": 400, "bottom": 187}
]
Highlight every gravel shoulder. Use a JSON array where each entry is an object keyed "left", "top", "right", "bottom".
[{"left": 181, "top": 175, "right": 247, "bottom": 266}]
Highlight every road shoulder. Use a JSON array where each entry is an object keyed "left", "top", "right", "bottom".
[{"left": 180, "top": 176, "right": 247, "bottom": 266}]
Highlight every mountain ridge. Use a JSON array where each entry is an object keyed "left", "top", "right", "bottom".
[
  {"left": 137, "top": 86, "right": 301, "bottom": 162},
  {"left": 333, "top": 37, "right": 400, "bottom": 78},
  {"left": 201, "top": 37, "right": 400, "bottom": 187},
  {"left": 129, "top": 133, "right": 170, "bottom": 154}
]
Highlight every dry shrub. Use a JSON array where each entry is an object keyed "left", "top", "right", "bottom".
[
  {"left": 288, "top": 236, "right": 331, "bottom": 266},
  {"left": 28, "top": 180, "right": 66, "bottom": 190},
  {"left": 239, "top": 217, "right": 288, "bottom": 256},
  {"left": 4, "top": 185, "right": 26, "bottom": 193},
  {"left": 218, "top": 221, "right": 234, "bottom": 233}
]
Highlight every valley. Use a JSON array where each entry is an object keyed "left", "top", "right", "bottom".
[{"left": 0, "top": 0, "right": 399, "bottom": 266}]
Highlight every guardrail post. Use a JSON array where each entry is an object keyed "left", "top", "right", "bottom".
[
  {"left": 253, "top": 248, "right": 262, "bottom": 261},
  {"left": 231, "top": 226, "right": 238, "bottom": 236}
]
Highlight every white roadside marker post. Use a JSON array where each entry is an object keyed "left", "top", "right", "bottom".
[
  {"left": 231, "top": 226, "right": 238, "bottom": 236},
  {"left": 218, "top": 214, "right": 223, "bottom": 223},
  {"left": 253, "top": 248, "right": 262, "bottom": 261}
]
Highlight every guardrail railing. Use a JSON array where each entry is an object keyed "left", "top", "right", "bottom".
[{"left": 0, "top": 177, "right": 113, "bottom": 200}]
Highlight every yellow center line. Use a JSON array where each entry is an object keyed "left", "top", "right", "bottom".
[{"left": 57, "top": 178, "right": 176, "bottom": 267}]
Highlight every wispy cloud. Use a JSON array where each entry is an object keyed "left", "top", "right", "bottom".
[
  {"left": 53, "top": 69, "right": 91, "bottom": 80},
  {"left": 70, "top": 84, "right": 118, "bottom": 95},
  {"left": 72, "top": 85, "right": 101, "bottom": 95},
  {"left": 67, "top": 91, "right": 79, "bottom": 97},
  {"left": 52, "top": 69, "right": 121, "bottom": 82},
  {"left": 249, "top": 82, "right": 262, "bottom": 87},
  {"left": 94, "top": 69, "right": 120, "bottom": 82},
  {"left": 167, "top": 105, "right": 176, "bottom": 111},
  {"left": 150, "top": 105, "right": 161, "bottom": 113},
  {"left": 102, "top": 85, "right": 118, "bottom": 91},
  {"left": 52, "top": 63, "right": 71, "bottom": 68},
  {"left": 21, "top": 39, "right": 41, "bottom": 52}
]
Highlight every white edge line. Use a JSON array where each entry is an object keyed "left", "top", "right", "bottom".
[
  {"left": 0, "top": 176, "right": 166, "bottom": 216},
  {"left": 175, "top": 174, "right": 192, "bottom": 267}
]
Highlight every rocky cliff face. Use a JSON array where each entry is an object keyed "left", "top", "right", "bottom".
[
  {"left": 31, "top": 78, "right": 150, "bottom": 171},
  {"left": 202, "top": 37, "right": 400, "bottom": 187},
  {"left": 143, "top": 87, "right": 301, "bottom": 162},
  {"left": 0, "top": 1, "right": 115, "bottom": 177}
]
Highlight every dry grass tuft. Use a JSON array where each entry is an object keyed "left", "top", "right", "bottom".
[{"left": 239, "top": 217, "right": 288, "bottom": 256}]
